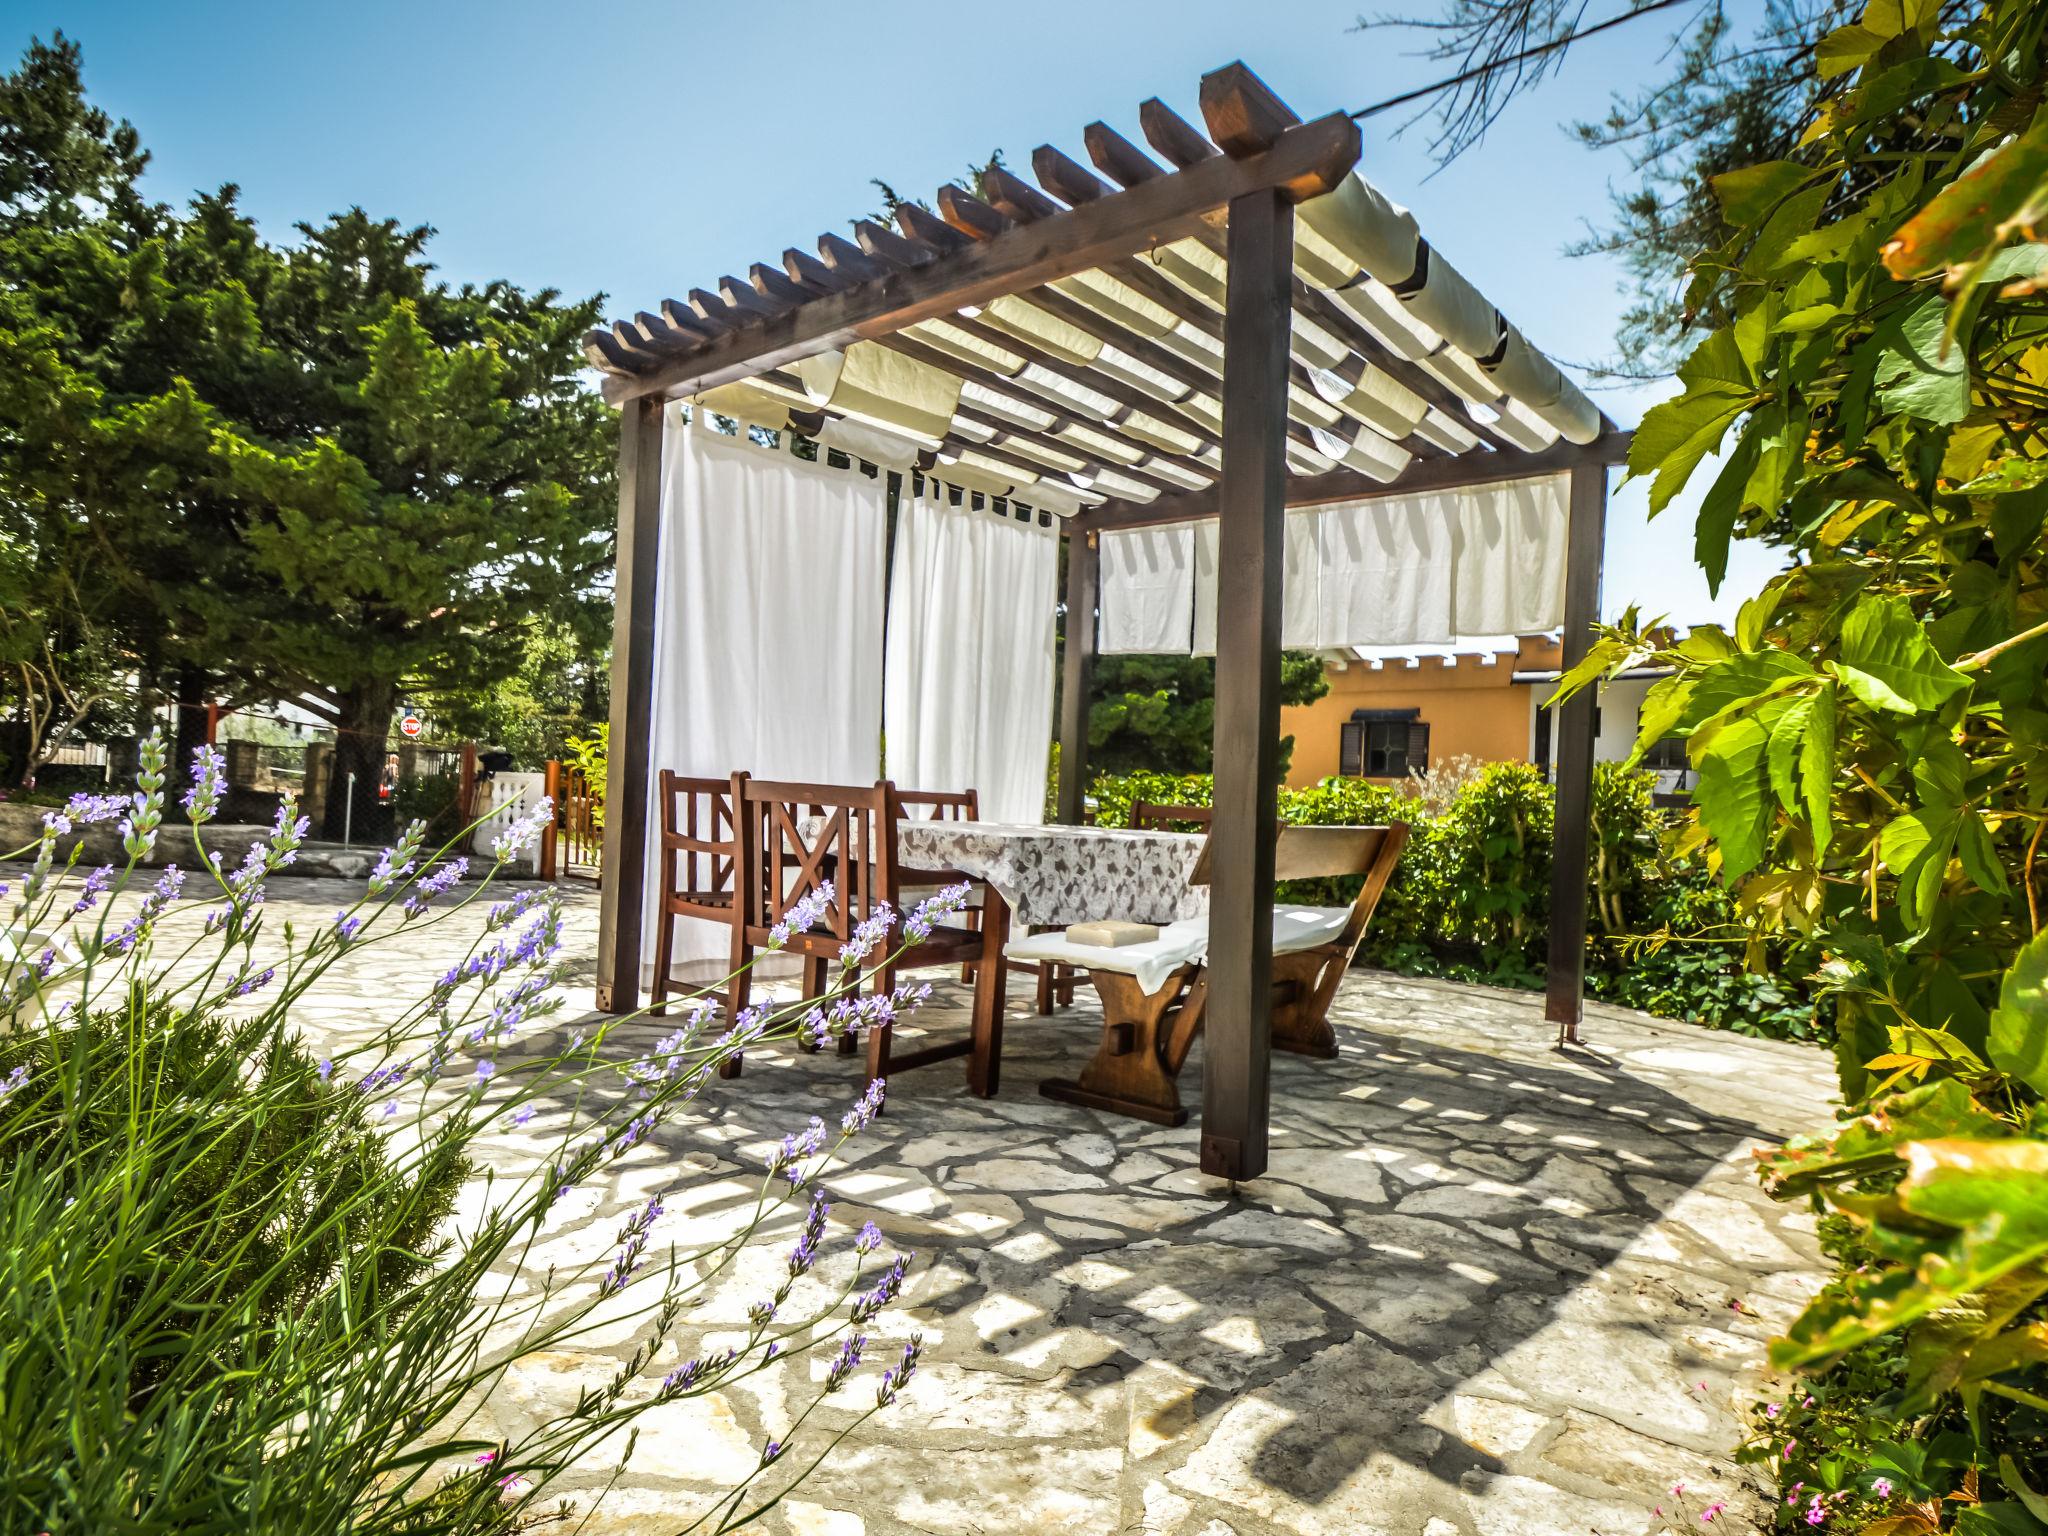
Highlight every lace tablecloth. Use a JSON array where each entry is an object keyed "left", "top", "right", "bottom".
[{"left": 894, "top": 820, "right": 1207, "bottom": 927}]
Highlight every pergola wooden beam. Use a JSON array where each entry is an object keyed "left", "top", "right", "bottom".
[
  {"left": 591, "top": 59, "right": 1618, "bottom": 1189},
  {"left": 598, "top": 109, "right": 1362, "bottom": 406},
  {"left": 1071, "top": 430, "right": 1631, "bottom": 532}
]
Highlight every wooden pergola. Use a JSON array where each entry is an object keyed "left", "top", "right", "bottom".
[{"left": 585, "top": 62, "right": 1631, "bottom": 1182}]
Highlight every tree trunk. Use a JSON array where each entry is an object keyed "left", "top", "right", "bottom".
[
  {"left": 322, "top": 679, "right": 396, "bottom": 845},
  {"left": 171, "top": 665, "right": 212, "bottom": 800}
]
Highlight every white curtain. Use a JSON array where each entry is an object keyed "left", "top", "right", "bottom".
[
  {"left": 1450, "top": 472, "right": 1569, "bottom": 635},
  {"left": 1098, "top": 524, "right": 1196, "bottom": 653},
  {"left": 1317, "top": 495, "right": 1456, "bottom": 645},
  {"left": 641, "top": 412, "right": 889, "bottom": 984},
  {"left": 1192, "top": 511, "right": 1322, "bottom": 654},
  {"left": 1095, "top": 472, "right": 1568, "bottom": 653},
  {"left": 883, "top": 485, "right": 1059, "bottom": 824}
]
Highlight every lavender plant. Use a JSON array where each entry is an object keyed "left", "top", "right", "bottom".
[{"left": 0, "top": 732, "right": 963, "bottom": 1533}]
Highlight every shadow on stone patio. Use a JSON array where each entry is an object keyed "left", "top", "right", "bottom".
[{"left": 495, "top": 958, "right": 1836, "bottom": 1536}]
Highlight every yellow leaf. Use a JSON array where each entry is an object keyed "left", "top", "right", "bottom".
[{"left": 1818, "top": 500, "right": 1886, "bottom": 547}]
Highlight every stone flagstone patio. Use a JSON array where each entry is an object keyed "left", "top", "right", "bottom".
[{"left": 21, "top": 869, "right": 1838, "bottom": 1535}]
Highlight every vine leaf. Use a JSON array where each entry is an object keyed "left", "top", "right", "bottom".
[
  {"left": 1988, "top": 932, "right": 2048, "bottom": 1097},
  {"left": 1881, "top": 122, "right": 2048, "bottom": 285}
]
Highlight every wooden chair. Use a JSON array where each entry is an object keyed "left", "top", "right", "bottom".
[
  {"left": 1018, "top": 822, "right": 1410, "bottom": 1126},
  {"left": 648, "top": 770, "right": 747, "bottom": 1023},
  {"left": 728, "top": 778, "right": 1006, "bottom": 1090},
  {"left": 1130, "top": 800, "right": 1214, "bottom": 832}
]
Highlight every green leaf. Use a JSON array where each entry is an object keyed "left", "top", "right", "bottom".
[
  {"left": 1757, "top": 1077, "right": 2004, "bottom": 1198},
  {"left": 1858, "top": 0, "right": 1940, "bottom": 37},
  {"left": 1693, "top": 715, "right": 1773, "bottom": 880},
  {"left": 1767, "top": 694, "right": 1816, "bottom": 814},
  {"left": 1694, "top": 431, "right": 1762, "bottom": 592},
  {"left": 1629, "top": 389, "right": 1749, "bottom": 515},
  {"left": 1879, "top": 806, "right": 1943, "bottom": 872},
  {"left": 1875, "top": 293, "right": 1971, "bottom": 425},
  {"left": 1835, "top": 596, "right": 1971, "bottom": 713},
  {"left": 1802, "top": 684, "right": 1836, "bottom": 855},
  {"left": 1682, "top": 647, "right": 1814, "bottom": 730},
  {"left": 1988, "top": 932, "right": 2048, "bottom": 1097},
  {"left": 1816, "top": 22, "right": 1883, "bottom": 78},
  {"left": 1712, "top": 161, "right": 1819, "bottom": 225},
  {"left": 1883, "top": 121, "right": 2048, "bottom": 281},
  {"left": 1957, "top": 811, "right": 2007, "bottom": 895}
]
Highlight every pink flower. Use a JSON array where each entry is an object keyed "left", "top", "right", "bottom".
[
  {"left": 475, "top": 1451, "right": 497, "bottom": 1465},
  {"left": 1765, "top": 1403, "right": 1780, "bottom": 1418},
  {"left": 1672, "top": 1484, "right": 1686, "bottom": 1497},
  {"left": 1700, "top": 1502, "right": 1727, "bottom": 1524},
  {"left": 1871, "top": 1478, "right": 1893, "bottom": 1499},
  {"left": 1783, "top": 1439, "right": 1799, "bottom": 1458},
  {"left": 1805, "top": 1506, "right": 1825, "bottom": 1526}
]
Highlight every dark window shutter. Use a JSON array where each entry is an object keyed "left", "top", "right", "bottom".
[
  {"left": 1340, "top": 722, "right": 1363, "bottom": 777},
  {"left": 1406, "top": 721, "right": 1431, "bottom": 771}
]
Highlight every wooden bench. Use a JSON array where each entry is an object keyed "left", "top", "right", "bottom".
[{"left": 1012, "top": 823, "right": 1409, "bottom": 1125}]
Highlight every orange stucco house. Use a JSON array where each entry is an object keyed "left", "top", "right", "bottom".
[{"left": 1280, "top": 635, "right": 1692, "bottom": 794}]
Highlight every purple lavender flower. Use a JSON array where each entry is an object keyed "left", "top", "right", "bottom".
[
  {"left": 121, "top": 733, "right": 168, "bottom": 860},
  {"left": 367, "top": 821, "right": 426, "bottom": 897},
  {"left": 769, "top": 881, "right": 835, "bottom": 948},
  {"left": 182, "top": 746, "right": 228, "bottom": 823},
  {"left": 876, "top": 1334, "right": 923, "bottom": 1407},
  {"left": 770, "top": 1117, "right": 829, "bottom": 1181},
  {"left": 233, "top": 965, "right": 276, "bottom": 997},
  {"left": 838, "top": 902, "right": 897, "bottom": 968},
  {"left": 332, "top": 910, "right": 364, "bottom": 945},
  {"left": 512, "top": 1105, "right": 535, "bottom": 1127},
  {"left": 851, "top": 1253, "right": 913, "bottom": 1324},
  {"left": 842, "top": 1078, "right": 886, "bottom": 1134},
  {"left": 786, "top": 1192, "right": 830, "bottom": 1278},
  {"left": 902, "top": 882, "right": 971, "bottom": 943},
  {"left": 474, "top": 1059, "right": 496, "bottom": 1084},
  {"left": 855, "top": 1221, "right": 883, "bottom": 1254},
  {"left": 598, "top": 1194, "right": 665, "bottom": 1295},
  {"left": 403, "top": 856, "right": 468, "bottom": 917},
  {"left": 317, "top": 1058, "right": 334, "bottom": 1083},
  {"left": 105, "top": 864, "right": 184, "bottom": 956},
  {"left": 70, "top": 865, "right": 114, "bottom": 916},
  {"left": 0, "top": 1064, "right": 28, "bottom": 1100},
  {"left": 490, "top": 795, "right": 555, "bottom": 863},
  {"left": 759, "top": 1440, "right": 784, "bottom": 1466},
  {"left": 64, "top": 792, "right": 130, "bottom": 825},
  {"left": 825, "top": 1333, "right": 866, "bottom": 1391}
]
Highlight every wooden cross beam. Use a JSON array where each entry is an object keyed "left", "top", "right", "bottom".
[{"left": 599, "top": 109, "right": 1362, "bottom": 406}]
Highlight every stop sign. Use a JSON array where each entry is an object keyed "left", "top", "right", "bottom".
[{"left": 399, "top": 714, "right": 423, "bottom": 739}]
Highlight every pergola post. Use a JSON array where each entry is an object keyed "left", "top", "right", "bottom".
[
  {"left": 1055, "top": 530, "right": 1098, "bottom": 825},
  {"left": 1201, "top": 185, "right": 1294, "bottom": 1182},
  {"left": 1543, "top": 462, "right": 1610, "bottom": 1045},
  {"left": 595, "top": 395, "right": 665, "bottom": 1014}
]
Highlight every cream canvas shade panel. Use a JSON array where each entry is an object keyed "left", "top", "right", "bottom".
[{"left": 1107, "top": 471, "right": 1570, "bottom": 654}]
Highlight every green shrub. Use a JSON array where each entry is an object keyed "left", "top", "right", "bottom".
[
  {"left": 0, "top": 732, "right": 931, "bottom": 1531},
  {"left": 390, "top": 768, "right": 462, "bottom": 835}
]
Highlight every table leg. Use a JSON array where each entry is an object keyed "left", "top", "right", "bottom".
[
  {"left": 1040, "top": 969, "right": 1201, "bottom": 1126},
  {"left": 967, "top": 887, "right": 1009, "bottom": 1097}
]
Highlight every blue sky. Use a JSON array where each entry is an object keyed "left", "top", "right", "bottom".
[{"left": 5, "top": 0, "right": 1783, "bottom": 628}]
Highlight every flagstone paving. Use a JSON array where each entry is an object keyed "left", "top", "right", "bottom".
[{"left": 16, "top": 869, "right": 1839, "bottom": 1535}]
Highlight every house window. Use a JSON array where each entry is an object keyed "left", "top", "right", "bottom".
[
  {"left": 1340, "top": 710, "right": 1429, "bottom": 778},
  {"left": 1640, "top": 735, "right": 1688, "bottom": 771}
]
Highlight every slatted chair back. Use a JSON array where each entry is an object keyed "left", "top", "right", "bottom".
[
  {"left": 1130, "top": 800, "right": 1213, "bottom": 833},
  {"left": 734, "top": 777, "right": 896, "bottom": 949},
  {"left": 894, "top": 786, "right": 980, "bottom": 824},
  {"left": 657, "top": 770, "right": 745, "bottom": 917}
]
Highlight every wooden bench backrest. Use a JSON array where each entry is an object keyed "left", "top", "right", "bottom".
[
  {"left": 1188, "top": 822, "right": 1412, "bottom": 951},
  {"left": 1131, "top": 800, "right": 1213, "bottom": 832}
]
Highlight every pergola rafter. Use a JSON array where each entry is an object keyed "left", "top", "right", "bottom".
[{"left": 586, "top": 61, "right": 1630, "bottom": 1182}]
